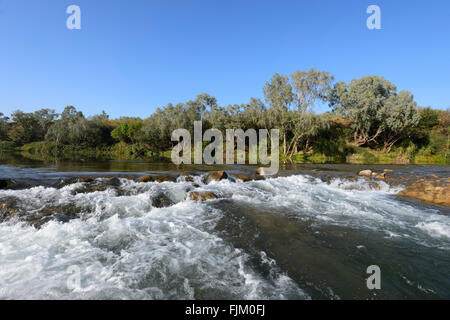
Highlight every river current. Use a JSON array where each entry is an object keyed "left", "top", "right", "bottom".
[{"left": 0, "top": 155, "right": 449, "bottom": 299}]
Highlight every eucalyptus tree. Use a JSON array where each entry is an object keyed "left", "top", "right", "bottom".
[
  {"left": 285, "top": 111, "right": 331, "bottom": 159},
  {"left": 379, "top": 91, "right": 420, "bottom": 152},
  {"left": 287, "top": 69, "right": 334, "bottom": 154},
  {"left": 7, "top": 110, "right": 42, "bottom": 145},
  {"left": 46, "top": 106, "right": 102, "bottom": 146},
  {"left": 329, "top": 76, "right": 397, "bottom": 146},
  {"left": 240, "top": 97, "right": 268, "bottom": 130},
  {"left": 0, "top": 113, "right": 9, "bottom": 141},
  {"left": 263, "top": 73, "right": 294, "bottom": 153},
  {"left": 290, "top": 68, "right": 334, "bottom": 113},
  {"left": 329, "top": 76, "right": 420, "bottom": 151}
]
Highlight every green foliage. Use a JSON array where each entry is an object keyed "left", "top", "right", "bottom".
[
  {"left": 2, "top": 72, "right": 447, "bottom": 165},
  {"left": 0, "top": 113, "right": 9, "bottom": 141},
  {"left": 0, "top": 141, "right": 15, "bottom": 150},
  {"left": 111, "top": 119, "right": 143, "bottom": 144},
  {"left": 330, "top": 76, "right": 420, "bottom": 151},
  {"left": 45, "top": 106, "right": 112, "bottom": 147},
  {"left": 6, "top": 109, "right": 56, "bottom": 145}
]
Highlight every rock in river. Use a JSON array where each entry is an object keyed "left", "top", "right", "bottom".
[
  {"left": 358, "top": 170, "right": 373, "bottom": 177},
  {"left": 202, "top": 171, "right": 228, "bottom": 184},
  {"left": 398, "top": 179, "right": 450, "bottom": 206},
  {"left": 188, "top": 191, "right": 218, "bottom": 201}
]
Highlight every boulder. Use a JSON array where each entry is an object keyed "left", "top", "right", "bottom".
[
  {"left": 138, "top": 175, "right": 176, "bottom": 183},
  {"left": 0, "top": 179, "right": 9, "bottom": 189},
  {"left": 0, "top": 179, "right": 19, "bottom": 190},
  {"left": 233, "top": 174, "right": 254, "bottom": 182},
  {"left": 137, "top": 176, "right": 154, "bottom": 183},
  {"left": 202, "top": 171, "right": 228, "bottom": 184},
  {"left": 358, "top": 170, "right": 373, "bottom": 177},
  {"left": 256, "top": 167, "right": 266, "bottom": 175},
  {"left": 0, "top": 198, "right": 18, "bottom": 221},
  {"left": 108, "top": 177, "right": 122, "bottom": 187},
  {"left": 178, "top": 173, "right": 194, "bottom": 182},
  {"left": 155, "top": 175, "right": 177, "bottom": 183},
  {"left": 152, "top": 193, "right": 175, "bottom": 208},
  {"left": 375, "top": 172, "right": 387, "bottom": 179},
  {"left": 188, "top": 191, "right": 218, "bottom": 201}
]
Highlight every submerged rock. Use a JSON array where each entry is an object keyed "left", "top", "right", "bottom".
[
  {"left": 233, "top": 174, "right": 254, "bottom": 182},
  {"left": 233, "top": 174, "right": 265, "bottom": 182},
  {"left": 375, "top": 172, "right": 387, "bottom": 179},
  {"left": 155, "top": 175, "right": 177, "bottom": 183},
  {"left": 398, "top": 179, "right": 450, "bottom": 206},
  {"left": 202, "top": 171, "right": 228, "bottom": 184},
  {"left": 137, "top": 176, "right": 154, "bottom": 183},
  {"left": 0, "top": 198, "right": 82, "bottom": 228},
  {"left": 0, "top": 179, "right": 30, "bottom": 190},
  {"left": 73, "top": 177, "right": 123, "bottom": 194},
  {"left": 188, "top": 191, "right": 218, "bottom": 201},
  {"left": 152, "top": 193, "right": 175, "bottom": 208},
  {"left": 0, "top": 179, "right": 11, "bottom": 190},
  {"left": 178, "top": 173, "right": 194, "bottom": 182},
  {"left": 0, "top": 197, "right": 18, "bottom": 221},
  {"left": 137, "top": 175, "right": 177, "bottom": 183}
]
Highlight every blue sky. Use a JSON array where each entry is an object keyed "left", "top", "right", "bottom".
[{"left": 0, "top": 0, "right": 449, "bottom": 118}]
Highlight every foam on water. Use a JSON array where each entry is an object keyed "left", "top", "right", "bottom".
[
  {"left": 0, "top": 174, "right": 449, "bottom": 299},
  {"left": 201, "top": 175, "right": 449, "bottom": 248},
  {"left": 0, "top": 178, "right": 307, "bottom": 300}
]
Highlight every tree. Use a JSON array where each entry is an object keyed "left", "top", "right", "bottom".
[
  {"left": 33, "top": 108, "right": 58, "bottom": 140},
  {"left": 330, "top": 76, "right": 397, "bottom": 146},
  {"left": 240, "top": 98, "right": 267, "bottom": 130},
  {"left": 330, "top": 76, "right": 420, "bottom": 151},
  {"left": 111, "top": 118, "right": 143, "bottom": 144},
  {"left": 263, "top": 73, "right": 294, "bottom": 153},
  {"left": 290, "top": 68, "right": 334, "bottom": 113},
  {"left": 286, "top": 111, "right": 330, "bottom": 158},
  {"left": 286, "top": 69, "right": 334, "bottom": 156},
  {"left": 46, "top": 106, "right": 103, "bottom": 147},
  {"left": 379, "top": 91, "right": 420, "bottom": 152},
  {"left": 0, "top": 113, "right": 9, "bottom": 141},
  {"left": 7, "top": 110, "right": 41, "bottom": 145}
]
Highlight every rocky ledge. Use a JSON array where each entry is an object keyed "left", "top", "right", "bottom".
[{"left": 398, "top": 177, "right": 450, "bottom": 206}]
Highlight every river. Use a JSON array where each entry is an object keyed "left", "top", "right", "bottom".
[{"left": 0, "top": 152, "right": 449, "bottom": 299}]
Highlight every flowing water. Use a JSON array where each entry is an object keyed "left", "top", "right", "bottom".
[{"left": 0, "top": 153, "right": 449, "bottom": 300}]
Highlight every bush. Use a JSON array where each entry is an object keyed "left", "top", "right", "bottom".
[{"left": 0, "top": 141, "right": 16, "bottom": 150}]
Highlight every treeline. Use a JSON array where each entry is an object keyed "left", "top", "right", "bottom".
[{"left": 0, "top": 69, "right": 449, "bottom": 163}]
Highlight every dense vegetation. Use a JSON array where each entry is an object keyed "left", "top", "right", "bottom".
[{"left": 1, "top": 70, "right": 449, "bottom": 164}]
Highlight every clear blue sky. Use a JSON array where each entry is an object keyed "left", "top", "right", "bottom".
[{"left": 0, "top": 0, "right": 449, "bottom": 118}]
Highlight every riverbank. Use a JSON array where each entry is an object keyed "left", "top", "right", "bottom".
[{"left": 2, "top": 141, "right": 449, "bottom": 165}]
